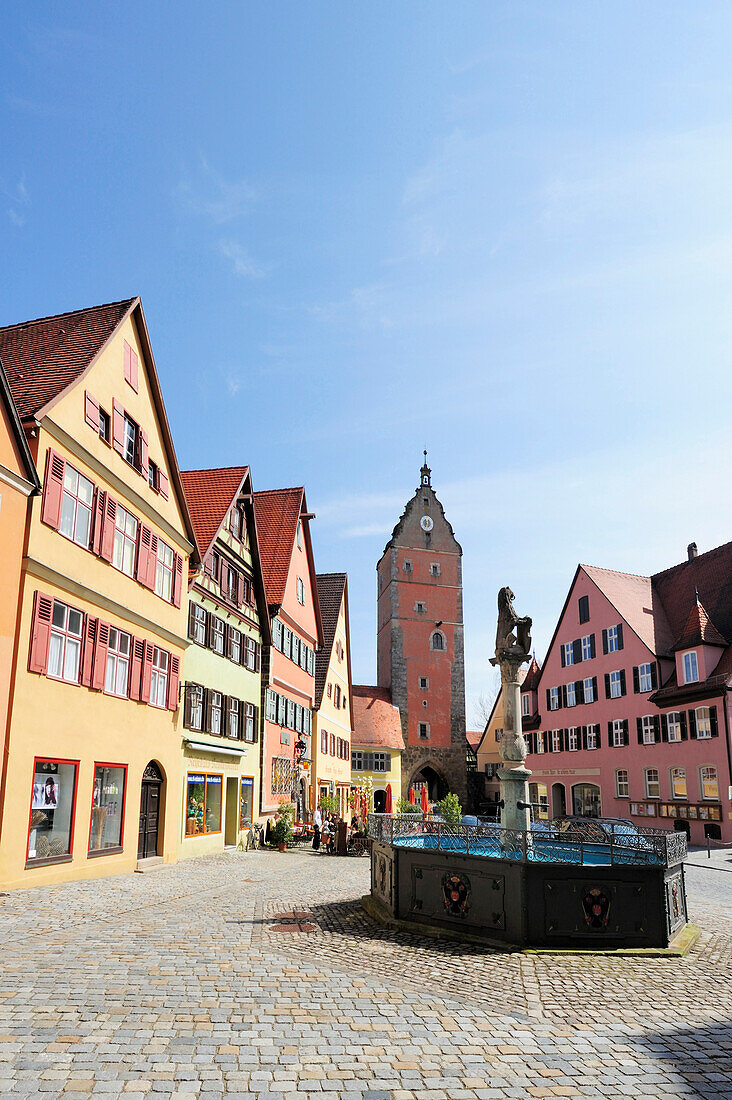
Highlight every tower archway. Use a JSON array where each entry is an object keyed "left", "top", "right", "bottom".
[{"left": 407, "top": 763, "right": 449, "bottom": 802}]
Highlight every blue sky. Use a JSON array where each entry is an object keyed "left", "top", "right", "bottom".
[{"left": 3, "top": 3, "right": 732, "bottom": 722}]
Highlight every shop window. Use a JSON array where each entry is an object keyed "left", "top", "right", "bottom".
[
  {"left": 104, "top": 628, "right": 131, "bottom": 697},
  {"left": 89, "top": 764, "right": 127, "bottom": 854},
  {"left": 239, "top": 777, "right": 254, "bottom": 828},
  {"left": 149, "top": 648, "right": 169, "bottom": 709},
  {"left": 59, "top": 465, "right": 94, "bottom": 548},
  {"left": 27, "top": 759, "right": 79, "bottom": 864},
  {"left": 113, "top": 505, "right": 138, "bottom": 577},
  {"left": 48, "top": 601, "right": 84, "bottom": 684},
  {"left": 185, "top": 773, "right": 223, "bottom": 836},
  {"left": 700, "top": 766, "right": 719, "bottom": 801},
  {"left": 155, "top": 539, "right": 174, "bottom": 602}
]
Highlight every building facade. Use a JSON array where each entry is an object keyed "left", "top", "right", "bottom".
[
  {"left": 178, "top": 467, "right": 268, "bottom": 853},
  {"left": 351, "top": 686, "right": 404, "bottom": 812},
  {"left": 254, "top": 489, "right": 323, "bottom": 820},
  {"left": 313, "top": 573, "right": 354, "bottom": 821},
  {"left": 0, "top": 299, "right": 199, "bottom": 889},
  {"left": 376, "top": 457, "right": 467, "bottom": 802},
  {"left": 526, "top": 544, "right": 732, "bottom": 844}
]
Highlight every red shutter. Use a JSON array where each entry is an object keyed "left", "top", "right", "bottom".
[
  {"left": 136, "top": 524, "right": 152, "bottom": 587},
  {"left": 100, "top": 495, "right": 117, "bottom": 562},
  {"left": 124, "top": 341, "right": 132, "bottom": 386},
  {"left": 92, "top": 621, "right": 110, "bottom": 691},
  {"left": 112, "top": 399, "right": 125, "bottom": 455},
  {"left": 139, "top": 429, "right": 149, "bottom": 477},
  {"left": 172, "top": 553, "right": 183, "bottom": 608},
  {"left": 130, "top": 347, "right": 139, "bottom": 392},
  {"left": 253, "top": 640, "right": 260, "bottom": 672},
  {"left": 140, "top": 641, "right": 154, "bottom": 703},
  {"left": 167, "top": 654, "right": 180, "bottom": 712},
  {"left": 147, "top": 533, "right": 159, "bottom": 590},
  {"left": 158, "top": 471, "right": 169, "bottom": 500},
  {"left": 81, "top": 615, "right": 98, "bottom": 687},
  {"left": 129, "top": 637, "right": 144, "bottom": 701},
  {"left": 84, "top": 391, "right": 100, "bottom": 432},
  {"left": 41, "top": 449, "right": 66, "bottom": 530},
  {"left": 28, "top": 591, "right": 53, "bottom": 674},
  {"left": 236, "top": 572, "right": 243, "bottom": 607},
  {"left": 92, "top": 489, "right": 106, "bottom": 556}
]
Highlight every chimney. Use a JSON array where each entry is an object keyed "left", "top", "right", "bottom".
[{"left": 687, "top": 542, "right": 698, "bottom": 561}]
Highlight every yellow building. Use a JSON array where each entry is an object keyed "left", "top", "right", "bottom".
[
  {"left": 0, "top": 298, "right": 199, "bottom": 889},
  {"left": 313, "top": 574, "right": 354, "bottom": 821},
  {"left": 178, "top": 466, "right": 268, "bottom": 853},
  {"left": 351, "top": 686, "right": 404, "bottom": 814}
]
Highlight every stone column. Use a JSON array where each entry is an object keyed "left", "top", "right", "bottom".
[{"left": 495, "top": 651, "right": 531, "bottom": 838}]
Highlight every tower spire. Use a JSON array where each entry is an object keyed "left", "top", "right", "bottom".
[{"left": 420, "top": 449, "right": 432, "bottom": 488}]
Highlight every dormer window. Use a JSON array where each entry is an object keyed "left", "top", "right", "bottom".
[
  {"left": 683, "top": 651, "right": 699, "bottom": 684},
  {"left": 230, "top": 507, "right": 242, "bottom": 540},
  {"left": 521, "top": 694, "right": 530, "bottom": 716}
]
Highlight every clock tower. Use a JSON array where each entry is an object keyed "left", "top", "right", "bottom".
[{"left": 377, "top": 456, "right": 467, "bottom": 803}]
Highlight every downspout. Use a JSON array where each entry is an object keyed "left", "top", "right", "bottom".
[{"left": 722, "top": 689, "right": 732, "bottom": 810}]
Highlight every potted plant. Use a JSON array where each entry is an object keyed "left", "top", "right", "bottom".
[
  {"left": 318, "top": 795, "right": 339, "bottom": 816},
  {"left": 271, "top": 799, "right": 294, "bottom": 851},
  {"left": 435, "top": 792, "right": 463, "bottom": 823}
]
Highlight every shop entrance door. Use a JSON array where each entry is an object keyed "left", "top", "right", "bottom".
[
  {"left": 225, "top": 777, "right": 239, "bottom": 846},
  {"left": 138, "top": 761, "right": 163, "bottom": 859}
]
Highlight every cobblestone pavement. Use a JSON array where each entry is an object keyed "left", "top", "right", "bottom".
[{"left": 0, "top": 850, "right": 730, "bottom": 1099}]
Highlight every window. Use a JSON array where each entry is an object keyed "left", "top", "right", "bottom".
[
  {"left": 700, "top": 766, "right": 719, "bottom": 801},
  {"left": 581, "top": 635, "right": 593, "bottom": 661},
  {"left": 430, "top": 563, "right": 441, "bottom": 577},
  {"left": 272, "top": 757, "right": 294, "bottom": 795},
  {"left": 583, "top": 677, "right": 595, "bottom": 703},
  {"left": 695, "top": 707, "right": 712, "bottom": 739},
  {"left": 372, "top": 752, "right": 387, "bottom": 771},
  {"left": 607, "top": 625, "right": 620, "bottom": 653},
  {"left": 244, "top": 704, "right": 257, "bottom": 743},
  {"left": 642, "top": 716, "right": 656, "bottom": 745},
  {"left": 266, "top": 689, "right": 277, "bottom": 723},
  {"left": 104, "top": 628, "right": 130, "bottom": 697},
  {"left": 415, "top": 601, "right": 426, "bottom": 613},
  {"left": 418, "top": 723, "right": 430, "bottom": 739},
  {"left": 89, "top": 764, "right": 127, "bottom": 854},
  {"left": 666, "top": 712, "right": 682, "bottom": 742},
  {"left": 185, "top": 773, "right": 223, "bottom": 836},
  {"left": 211, "top": 617, "right": 225, "bottom": 656},
  {"left": 123, "top": 415, "right": 138, "bottom": 467},
  {"left": 536, "top": 732, "right": 545, "bottom": 753},
  {"left": 244, "top": 636, "right": 258, "bottom": 671},
  {"left": 98, "top": 407, "right": 111, "bottom": 444},
  {"left": 296, "top": 576, "right": 305, "bottom": 604},
  {"left": 644, "top": 769, "right": 660, "bottom": 799},
  {"left": 567, "top": 727, "right": 579, "bottom": 751},
  {"left": 611, "top": 719, "right": 625, "bottom": 747},
  {"left": 148, "top": 459, "right": 159, "bottom": 492},
  {"left": 228, "top": 627, "right": 241, "bottom": 664},
  {"left": 615, "top": 770, "right": 629, "bottom": 798},
  {"left": 549, "top": 687, "right": 560, "bottom": 711},
  {"left": 48, "top": 602, "right": 83, "bottom": 684},
  {"left": 226, "top": 697, "right": 240, "bottom": 740},
  {"left": 297, "top": 520, "right": 302, "bottom": 549},
  {"left": 327, "top": 683, "right": 332, "bottom": 699},
  {"left": 551, "top": 730, "right": 562, "bottom": 753},
  {"left": 282, "top": 626, "right": 292, "bottom": 657},
  {"left": 113, "top": 505, "right": 138, "bottom": 577},
  {"left": 563, "top": 642, "right": 574, "bottom": 667},
  {"left": 185, "top": 684, "right": 204, "bottom": 731},
  {"left": 321, "top": 730, "right": 328, "bottom": 754},
  {"left": 495, "top": 728, "right": 503, "bottom": 742},
  {"left": 27, "top": 760, "right": 79, "bottom": 863},
  {"left": 609, "top": 671, "right": 623, "bottom": 699},
  {"left": 225, "top": 565, "right": 239, "bottom": 604},
  {"left": 59, "top": 465, "right": 94, "bottom": 548},
  {"left": 431, "top": 631, "right": 445, "bottom": 651},
  {"left": 155, "top": 540, "right": 174, "bottom": 602},
  {"left": 403, "top": 559, "right": 413, "bottom": 573},
  {"left": 230, "top": 507, "right": 242, "bottom": 540},
  {"left": 566, "top": 682, "right": 576, "bottom": 707},
  {"left": 586, "top": 725, "right": 598, "bottom": 750},
  {"left": 334, "top": 685, "right": 341, "bottom": 708},
  {"left": 149, "top": 648, "right": 169, "bottom": 709},
  {"left": 670, "top": 768, "right": 687, "bottom": 800},
  {"left": 521, "top": 694, "right": 531, "bottom": 716},
  {"left": 330, "top": 733, "right": 336, "bottom": 755},
  {"left": 638, "top": 663, "right": 653, "bottom": 693},
  {"left": 419, "top": 677, "right": 429, "bottom": 689},
  {"left": 352, "top": 751, "right": 364, "bottom": 771},
  {"left": 683, "top": 651, "right": 699, "bottom": 684},
  {"left": 239, "top": 777, "right": 254, "bottom": 827},
  {"left": 190, "top": 605, "right": 206, "bottom": 646},
  {"left": 208, "top": 690, "right": 223, "bottom": 734},
  {"left": 578, "top": 595, "right": 589, "bottom": 623}
]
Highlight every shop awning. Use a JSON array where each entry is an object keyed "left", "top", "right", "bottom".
[{"left": 184, "top": 739, "right": 245, "bottom": 758}]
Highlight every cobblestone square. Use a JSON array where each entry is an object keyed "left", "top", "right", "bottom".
[{"left": 0, "top": 850, "right": 730, "bottom": 1099}]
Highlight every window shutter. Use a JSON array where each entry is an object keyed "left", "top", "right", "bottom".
[
  {"left": 680, "top": 711, "right": 688, "bottom": 740},
  {"left": 575, "top": 679, "right": 584, "bottom": 704},
  {"left": 558, "top": 729, "right": 565, "bottom": 752},
  {"left": 130, "top": 347, "right": 139, "bottom": 392},
  {"left": 654, "top": 715, "right": 661, "bottom": 742},
  {"left": 607, "top": 720, "right": 613, "bottom": 745},
  {"left": 619, "top": 669, "right": 626, "bottom": 696},
  {"left": 204, "top": 554, "right": 214, "bottom": 578},
  {"left": 85, "top": 391, "right": 100, "bottom": 431},
  {"left": 28, "top": 591, "right": 53, "bottom": 674},
  {"left": 604, "top": 673, "right": 611, "bottom": 699},
  {"left": 147, "top": 533, "right": 158, "bottom": 590},
  {"left": 188, "top": 602, "right": 197, "bottom": 639},
  {"left": 561, "top": 684, "right": 567, "bottom": 707},
  {"left": 560, "top": 647, "right": 565, "bottom": 668},
  {"left": 660, "top": 714, "right": 668, "bottom": 742},
  {"left": 129, "top": 637, "right": 144, "bottom": 701},
  {"left": 172, "top": 553, "right": 183, "bottom": 608},
  {"left": 636, "top": 717, "right": 643, "bottom": 745},
  {"left": 112, "top": 399, "right": 125, "bottom": 455},
  {"left": 41, "top": 449, "right": 66, "bottom": 530},
  {"left": 651, "top": 662, "right": 658, "bottom": 690},
  {"left": 594, "top": 724, "right": 602, "bottom": 748},
  {"left": 92, "top": 621, "right": 110, "bottom": 691},
  {"left": 632, "top": 666, "right": 640, "bottom": 694},
  {"left": 710, "top": 706, "right": 719, "bottom": 737},
  {"left": 252, "top": 705, "right": 259, "bottom": 742},
  {"left": 158, "top": 471, "right": 169, "bottom": 500},
  {"left": 139, "top": 430, "right": 149, "bottom": 478},
  {"left": 124, "top": 341, "right": 132, "bottom": 386},
  {"left": 203, "top": 689, "right": 213, "bottom": 732},
  {"left": 546, "top": 688, "right": 551, "bottom": 710},
  {"left": 140, "top": 641, "right": 154, "bottom": 703},
  {"left": 253, "top": 640, "right": 260, "bottom": 672},
  {"left": 623, "top": 719, "right": 630, "bottom": 746},
  {"left": 592, "top": 676, "right": 598, "bottom": 701},
  {"left": 92, "top": 489, "right": 106, "bottom": 556},
  {"left": 136, "top": 524, "right": 152, "bottom": 587},
  {"left": 184, "top": 683, "right": 194, "bottom": 728},
  {"left": 167, "top": 655, "right": 180, "bottom": 711},
  {"left": 573, "top": 639, "right": 581, "bottom": 664},
  {"left": 602, "top": 629, "right": 608, "bottom": 655},
  {"left": 100, "top": 495, "right": 117, "bottom": 562},
  {"left": 546, "top": 732, "right": 553, "bottom": 753},
  {"left": 81, "top": 615, "right": 98, "bottom": 687},
  {"left": 590, "top": 634, "right": 596, "bottom": 658},
  {"left": 617, "top": 623, "right": 624, "bottom": 650},
  {"left": 581, "top": 725, "right": 588, "bottom": 750}
]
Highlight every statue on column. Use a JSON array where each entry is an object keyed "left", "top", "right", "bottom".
[
  {"left": 494, "top": 586, "right": 532, "bottom": 659},
  {"left": 490, "top": 587, "right": 533, "bottom": 831}
]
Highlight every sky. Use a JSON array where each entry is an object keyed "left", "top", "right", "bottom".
[{"left": 3, "top": 2, "right": 732, "bottom": 725}]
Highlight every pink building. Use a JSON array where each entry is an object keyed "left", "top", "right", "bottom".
[{"left": 525, "top": 541, "right": 732, "bottom": 845}]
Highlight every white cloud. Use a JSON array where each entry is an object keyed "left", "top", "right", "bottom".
[
  {"left": 5, "top": 176, "right": 29, "bottom": 228},
  {"left": 175, "top": 159, "right": 256, "bottom": 224},
  {"left": 218, "top": 239, "right": 267, "bottom": 279}
]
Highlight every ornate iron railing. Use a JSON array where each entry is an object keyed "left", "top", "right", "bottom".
[{"left": 367, "top": 814, "right": 687, "bottom": 868}]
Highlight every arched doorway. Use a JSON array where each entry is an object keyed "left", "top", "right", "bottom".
[
  {"left": 409, "top": 765, "right": 449, "bottom": 802},
  {"left": 373, "top": 789, "right": 386, "bottom": 813},
  {"left": 138, "top": 761, "right": 164, "bottom": 860},
  {"left": 674, "top": 820, "right": 690, "bottom": 838},
  {"left": 551, "top": 783, "right": 566, "bottom": 819}
]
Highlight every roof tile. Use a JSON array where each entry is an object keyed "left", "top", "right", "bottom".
[
  {"left": 253, "top": 488, "right": 304, "bottom": 607},
  {"left": 352, "top": 685, "right": 404, "bottom": 751},
  {"left": 314, "top": 573, "right": 347, "bottom": 709},
  {"left": 180, "top": 466, "right": 249, "bottom": 560}
]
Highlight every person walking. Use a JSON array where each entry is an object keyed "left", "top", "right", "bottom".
[{"left": 313, "top": 805, "right": 322, "bottom": 850}]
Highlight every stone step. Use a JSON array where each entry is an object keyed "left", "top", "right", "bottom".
[{"left": 134, "top": 856, "right": 167, "bottom": 874}]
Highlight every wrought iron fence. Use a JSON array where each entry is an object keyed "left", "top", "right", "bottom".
[{"left": 367, "top": 813, "right": 687, "bottom": 868}]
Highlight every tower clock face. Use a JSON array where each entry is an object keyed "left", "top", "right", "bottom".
[{"left": 420, "top": 515, "right": 434, "bottom": 532}]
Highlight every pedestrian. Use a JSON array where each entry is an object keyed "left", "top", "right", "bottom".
[{"left": 313, "top": 804, "right": 322, "bottom": 850}]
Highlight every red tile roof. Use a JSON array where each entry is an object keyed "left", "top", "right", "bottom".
[
  {"left": 352, "top": 686, "right": 404, "bottom": 751},
  {"left": 180, "top": 467, "right": 249, "bottom": 559},
  {"left": 582, "top": 564, "right": 674, "bottom": 655},
  {"left": 653, "top": 540, "right": 732, "bottom": 647},
  {"left": 466, "top": 730, "right": 482, "bottom": 751},
  {"left": 314, "top": 573, "right": 347, "bottom": 709},
  {"left": 252, "top": 487, "right": 304, "bottom": 608},
  {"left": 0, "top": 359, "right": 40, "bottom": 490},
  {"left": 672, "top": 598, "right": 727, "bottom": 651},
  {"left": 0, "top": 299, "right": 136, "bottom": 420},
  {"left": 521, "top": 656, "right": 542, "bottom": 692}
]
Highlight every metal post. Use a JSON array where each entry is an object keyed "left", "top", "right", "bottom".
[
  {"left": 437, "top": 822, "right": 442, "bottom": 851},
  {"left": 707, "top": 834, "right": 711, "bottom": 859}
]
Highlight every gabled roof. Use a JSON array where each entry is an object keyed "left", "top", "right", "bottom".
[
  {"left": 0, "top": 358, "right": 40, "bottom": 491},
  {"left": 314, "top": 572, "right": 347, "bottom": 709},
  {"left": 582, "top": 564, "right": 674, "bottom": 655},
  {"left": 671, "top": 598, "right": 727, "bottom": 652},
  {"left": 0, "top": 299, "right": 136, "bottom": 421},
  {"left": 352, "top": 686, "right": 404, "bottom": 751},
  {"left": 466, "top": 730, "right": 482, "bottom": 752},
  {"left": 253, "top": 487, "right": 304, "bottom": 607},
  {"left": 653, "top": 540, "right": 732, "bottom": 646},
  {"left": 520, "top": 657, "right": 542, "bottom": 693},
  {"left": 180, "top": 466, "right": 249, "bottom": 559}
]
